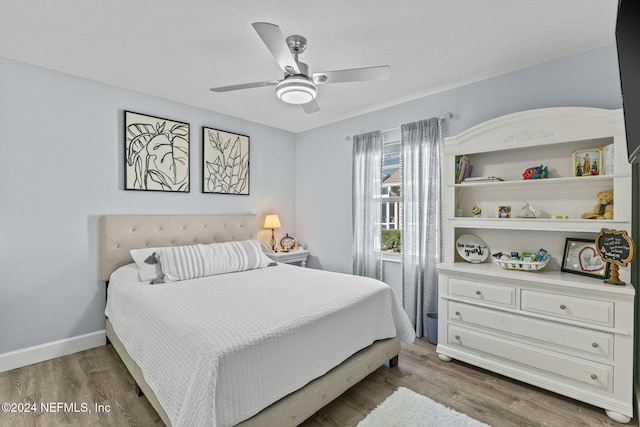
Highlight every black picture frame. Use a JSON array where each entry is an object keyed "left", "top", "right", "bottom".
[
  {"left": 202, "top": 126, "right": 250, "bottom": 195},
  {"left": 124, "top": 111, "right": 190, "bottom": 192},
  {"left": 561, "top": 238, "right": 610, "bottom": 279}
]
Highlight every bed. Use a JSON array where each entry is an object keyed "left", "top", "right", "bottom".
[{"left": 99, "top": 214, "right": 414, "bottom": 427}]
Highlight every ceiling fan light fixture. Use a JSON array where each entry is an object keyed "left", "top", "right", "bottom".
[{"left": 276, "top": 77, "right": 317, "bottom": 104}]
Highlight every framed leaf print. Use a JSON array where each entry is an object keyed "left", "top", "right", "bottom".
[
  {"left": 202, "top": 127, "right": 250, "bottom": 195},
  {"left": 124, "top": 111, "right": 190, "bottom": 192}
]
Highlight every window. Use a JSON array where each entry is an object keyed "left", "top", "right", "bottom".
[{"left": 381, "top": 136, "right": 401, "bottom": 253}]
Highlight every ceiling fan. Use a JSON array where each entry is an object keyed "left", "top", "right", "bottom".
[{"left": 210, "top": 22, "right": 391, "bottom": 114}]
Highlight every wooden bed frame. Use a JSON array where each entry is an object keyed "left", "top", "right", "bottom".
[{"left": 99, "top": 214, "right": 400, "bottom": 427}]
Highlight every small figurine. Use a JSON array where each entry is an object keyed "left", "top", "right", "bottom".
[
  {"left": 471, "top": 202, "right": 481, "bottom": 217},
  {"left": 522, "top": 165, "right": 549, "bottom": 180},
  {"left": 521, "top": 201, "right": 537, "bottom": 218}
]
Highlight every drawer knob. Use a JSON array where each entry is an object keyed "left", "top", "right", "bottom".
[
  {"left": 475, "top": 290, "right": 482, "bottom": 295},
  {"left": 560, "top": 304, "right": 567, "bottom": 310},
  {"left": 455, "top": 311, "right": 461, "bottom": 316},
  {"left": 455, "top": 335, "right": 461, "bottom": 340},
  {"left": 590, "top": 374, "right": 598, "bottom": 380},
  {"left": 592, "top": 342, "right": 599, "bottom": 348}
]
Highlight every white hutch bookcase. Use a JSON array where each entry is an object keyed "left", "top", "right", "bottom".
[{"left": 436, "top": 107, "right": 635, "bottom": 423}]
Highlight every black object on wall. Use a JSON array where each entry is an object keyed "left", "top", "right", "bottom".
[{"left": 616, "top": 0, "right": 640, "bottom": 163}]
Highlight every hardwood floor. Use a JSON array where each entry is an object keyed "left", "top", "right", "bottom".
[
  {"left": 0, "top": 338, "right": 635, "bottom": 426},
  {"left": 302, "top": 339, "right": 636, "bottom": 427}
]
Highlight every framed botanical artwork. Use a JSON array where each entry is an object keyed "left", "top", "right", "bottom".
[
  {"left": 124, "top": 111, "right": 190, "bottom": 192},
  {"left": 202, "top": 127, "right": 250, "bottom": 195},
  {"left": 561, "top": 238, "right": 610, "bottom": 279},
  {"left": 572, "top": 147, "right": 604, "bottom": 177}
]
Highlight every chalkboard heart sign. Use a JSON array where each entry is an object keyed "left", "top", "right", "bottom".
[{"left": 595, "top": 229, "right": 635, "bottom": 286}]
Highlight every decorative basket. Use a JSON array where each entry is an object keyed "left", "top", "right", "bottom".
[{"left": 493, "top": 257, "right": 549, "bottom": 271}]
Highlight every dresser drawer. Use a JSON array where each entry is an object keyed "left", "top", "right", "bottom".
[
  {"left": 521, "top": 290, "right": 614, "bottom": 327},
  {"left": 448, "top": 301, "right": 612, "bottom": 359},
  {"left": 448, "top": 325, "right": 613, "bottom": 392},
  {"left": 448, "top": 278, "right": 515, "bottom": 308}
]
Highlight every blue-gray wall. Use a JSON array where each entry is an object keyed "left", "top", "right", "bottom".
[
  {"left": 294, "top": 44, "right": 623, "bottom": 279},
  {"left": 0, "top": 43, "right": 625, "bottom": 358},
  {"left": 0, "top": 57, "right": 297, "bottom": 354}
]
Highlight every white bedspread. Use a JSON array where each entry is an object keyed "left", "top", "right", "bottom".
[{"left": 105, "top": 263, "right": 415, "bottom": 427}]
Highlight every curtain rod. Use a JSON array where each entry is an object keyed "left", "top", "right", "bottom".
[
  {"left": 346, "top": 112, "right": 453, "bottom": 141},
  {"left": 381, "top": 112, "right": 453, "bottom": 134}
]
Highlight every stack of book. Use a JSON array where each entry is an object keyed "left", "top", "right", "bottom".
[
  {"left": 455, "top": 155, "right": 505, "bottom": 183},
  {"left": 455, "top": 155, "right": 473, "bottom": 183}
]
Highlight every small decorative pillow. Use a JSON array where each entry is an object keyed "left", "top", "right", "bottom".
[
  {"left": 158, "top": 240, "right": 271, "bottom": 283},
  {"left": 130, "top": 247, "right": 163, "bottom": 282}
]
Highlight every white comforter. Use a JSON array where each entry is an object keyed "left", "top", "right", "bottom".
[{"left": 105, "top": 263, "right": 415, "bottom": 427}]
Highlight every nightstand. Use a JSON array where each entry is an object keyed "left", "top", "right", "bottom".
[{"left": 265, "top": 249, "right": 310, "bottom": 267}]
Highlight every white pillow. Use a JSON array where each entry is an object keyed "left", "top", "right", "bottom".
[
  {"left": 130, "top": 247, "right": 163, "bottom": 282},
  {"left": 158, "top": 240, "right": 271, "bottom": 283}
]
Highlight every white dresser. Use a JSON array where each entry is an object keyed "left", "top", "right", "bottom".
[
  {"left": 438, "top": 262, "right": 634, "bottom": 422},
  {"left": 436, "top": 108, "right": 635, "bottom": 423}
]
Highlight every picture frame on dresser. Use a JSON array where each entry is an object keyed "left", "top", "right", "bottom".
[{"left": 561, "top": 238, "right": 610, "bottom": 279}]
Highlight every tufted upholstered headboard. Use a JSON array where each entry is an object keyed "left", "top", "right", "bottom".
[{"left": 98, "top": 214, "right": 258, "bottom": 281}]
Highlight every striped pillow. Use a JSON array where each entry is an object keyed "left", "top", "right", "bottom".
[{"left": 158, "top": 240, "right": 270, "bottom": 283}]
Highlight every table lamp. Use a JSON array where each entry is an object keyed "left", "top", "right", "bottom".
[{"left": 263, "top": 214, "right": 281, "bottom": 252}]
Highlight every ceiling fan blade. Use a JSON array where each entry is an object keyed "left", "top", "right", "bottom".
[
  {"left": 252, "top": 22, "right": 300, "bottom": 74},
  {"left": 312, "top": 65, "right": 391, "bottom": 85},
  {"left": 301, "top": 100, "right": 320, "bottom": 114},
  {"left": 210, "top": 80, "right": 279, "bottom": 92}
]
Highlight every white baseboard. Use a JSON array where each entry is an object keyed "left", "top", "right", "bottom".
[{"left": 0, "top": 330, "right": 106, "bottom": 373}]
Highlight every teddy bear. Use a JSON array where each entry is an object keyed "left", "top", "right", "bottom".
[{"left": 581, "top": 189, "right": 613, "bottom": 219}]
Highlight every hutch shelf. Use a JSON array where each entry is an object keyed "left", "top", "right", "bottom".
[{"left": 436, "top": 108, "right": 634, "bottom": 423}]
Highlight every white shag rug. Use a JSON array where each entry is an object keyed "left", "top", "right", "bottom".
[{"left": 357, "top": 387, "right": 491, "bottom": 427}]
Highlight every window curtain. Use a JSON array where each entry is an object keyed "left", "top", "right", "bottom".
[
  {"left": 352, "top": 131, "right": 383, "bottom": 279},
  {"left": 401, "top": 118, "right": 443, "bottom": 337}
]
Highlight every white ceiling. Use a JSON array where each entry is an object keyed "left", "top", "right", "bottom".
[{"left": 0, "top": 0, "right": 619, "bottom": 133}]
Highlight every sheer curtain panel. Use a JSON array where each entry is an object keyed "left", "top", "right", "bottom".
[
  {"left": 352, "top": 131, "right": 383, "bottom": 279},
  {"left": 401, "top": 118, "right": 443, "bottom": 337}
]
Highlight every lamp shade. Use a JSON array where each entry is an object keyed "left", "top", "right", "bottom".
[
  {"left": 263, "top": 214, "right": 281, "bottom": 229},
  {"left": 276, "top": 77, "right": 317, "bottom": 105}
]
